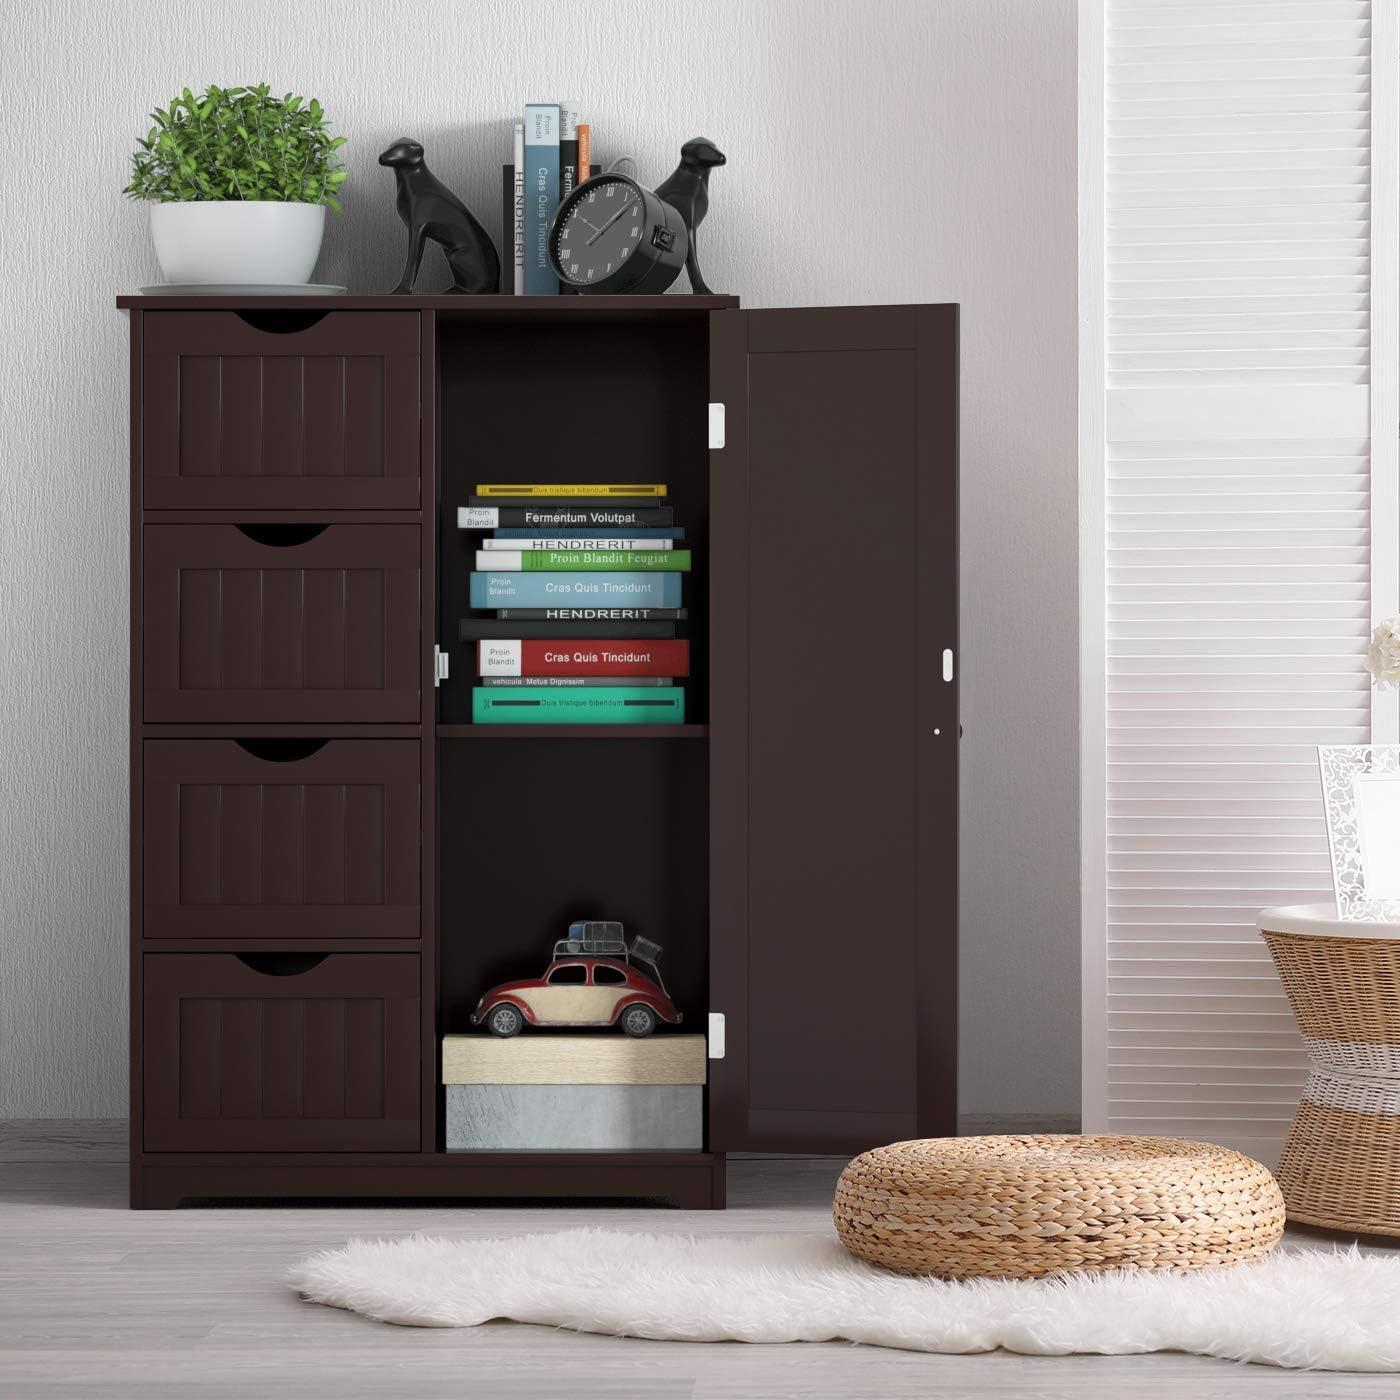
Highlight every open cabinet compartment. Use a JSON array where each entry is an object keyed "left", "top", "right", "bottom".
[
  {"left": 432, "top": 302, "right": 716, "bottom": 1160},
  {"left": 436, "top": 305, "right": 711, "bottom": 728},
  {"left": 437, "top": 737, "right": 710, "bottom": 1152}
]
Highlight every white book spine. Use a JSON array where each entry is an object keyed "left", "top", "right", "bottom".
[
  {"left": 480, "top": 537, "right": 672, "bottom": 551},
  {"left": 560, "top": 104, "right": 580, "bottom": 141},
  {"left": 458, "top": 506, "right": 500, "bottom": 529},
  {"left": 477, "top": 550, "right": 525, "bottom": 571},
  {"left": 511, "top": 122, "right": 525, "bottom": 295},
  {"left": 478, "top": 639, "right": 523, "bottom": 676}
]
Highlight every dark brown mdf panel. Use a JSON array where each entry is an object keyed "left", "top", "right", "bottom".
[
  {"left": 143, "top": 740, "right": 420, "bottom": 940},
  {"left": 142, "top": 310, "right": 421, "bottom": 509},
  {"left": 143, "top": 523, "right": 421, "bottom": 722},
  {"left": 708, "top": 304, "right": 959, "bottom": 1154},
  {"left": 143, "top": 953, "right": 421, "bottom": 1152},
  {"left": 133, "top": 1155, "right": 726, "bottom": 1209}
]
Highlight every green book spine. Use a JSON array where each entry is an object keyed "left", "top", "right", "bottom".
[
  {"left": 475, "top": 549, "right": 691, "bottom": 572},
  {"left": 472, "top": 686, "right": 686, "bottom": 724}
]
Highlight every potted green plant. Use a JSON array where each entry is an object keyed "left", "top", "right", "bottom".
[{"left": 126, "top": 84, "right": 348, "bottom": 286}]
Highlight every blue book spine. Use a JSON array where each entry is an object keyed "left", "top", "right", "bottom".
[
  {"left": 493, "top": 527, "right": 685, "bottom": 540},
  {"left": 523, "top": 103, "right": 560, "bottom": 295},
  {"left": 469, "top": 572, "right": 683, "bottom": 608}
]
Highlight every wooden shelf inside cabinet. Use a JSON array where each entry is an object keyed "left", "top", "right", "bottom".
[{"left": 436, "top": 724, "right": 709, "bottom": 739}]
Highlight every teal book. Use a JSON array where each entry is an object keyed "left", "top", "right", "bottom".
[
  {"left": 472, "top": 686, "right": 686, "bottom": 724},
  {"left": 469, "top": 571, "right": 683, "bottom": 608},
  {"left": 523, "top": 103, "right": 560, "bottom": 294}
]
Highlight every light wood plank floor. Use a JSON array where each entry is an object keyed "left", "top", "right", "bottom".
[{"left": 2, "top": 1157, "right": 1398, "bottom": 1398}]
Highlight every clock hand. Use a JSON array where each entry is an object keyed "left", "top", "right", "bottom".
[{"left": 587, "top": 200, "right": 637, "bottom": 247}]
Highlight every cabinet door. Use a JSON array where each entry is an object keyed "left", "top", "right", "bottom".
[
  {"left": 144, "top": 740, "right": 420, "bottom": 940},
  {"left": 142, "top": 311, "right": 421, "bottom": 509},
  {"left": 143, "top": 523, "right": 421, "bottom": 722},
  {"left": 144, "top": 953, "right": 421, "bottom": 1151},
  {"left": 708, "top": 305, "right": 958, "bottom": 1153}
]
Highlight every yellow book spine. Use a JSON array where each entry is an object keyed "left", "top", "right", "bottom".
[{"left": 474, "top": 484, "right": 668, "bottom": 498}]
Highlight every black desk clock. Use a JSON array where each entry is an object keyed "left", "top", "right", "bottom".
[
  {"left": 548, "top": 171, "right": 688, "bottom": 294},
  {"left": 547, "top": 138, "right": 726, "bottom": 295}
]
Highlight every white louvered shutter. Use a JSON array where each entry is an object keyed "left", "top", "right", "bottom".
[{"left": 1097, "top": 0, "right": 1386, "bottom": 1164}]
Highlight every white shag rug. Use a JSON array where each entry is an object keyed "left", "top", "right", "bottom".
[{"left": 289, "top": 1228, "right": 1400, "bottom": 1372}]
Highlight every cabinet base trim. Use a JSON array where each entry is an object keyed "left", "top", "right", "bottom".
[{"left": 131, "top": 1154, "right": 727, "bottom": 1209}]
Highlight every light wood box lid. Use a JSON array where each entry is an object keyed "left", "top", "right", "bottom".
[{"left": 442, "top": 1034, "right": 707, "bottom": 1085}]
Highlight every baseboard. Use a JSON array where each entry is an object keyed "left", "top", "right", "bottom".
[
  {"left": 958, "top": 1113, "right": 1081, "bottom": 1135},
  {"left": 0, "top": 1119, "right": 128, "bottom": 1162},
  {"left": 726, "top": 1114, "right": 1085, "bottom": 1161}
]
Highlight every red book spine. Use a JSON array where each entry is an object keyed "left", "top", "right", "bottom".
[{"left": 478, "top": 638, "right": 689, "bottom": 677}]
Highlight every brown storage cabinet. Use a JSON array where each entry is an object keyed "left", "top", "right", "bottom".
[{"left": 121, "top": 294, "right": 959, "bottom": 1209}]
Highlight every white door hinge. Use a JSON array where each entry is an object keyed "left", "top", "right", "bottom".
[
  {"left": 707, "top": 1012, "right": 726, "bottom": 1059},
  {"left": 708, "top": 402, "right": 726, "bottom": 449},
  {"left": 434, "top": 646, "right": 449, "bottom": 686}
]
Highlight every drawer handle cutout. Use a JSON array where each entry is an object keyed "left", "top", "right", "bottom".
[
  {"left": 236, "top": 952, "right": 329, "bottom": 977},
  {"left": 235, "top": 309, "right": 331, "bottom": 335},
  {"left": 236, "top": 523, "right": 329, "bottom": 547},
  {"left": 235, "top": 737, "right": 328, "bottom": 762}
]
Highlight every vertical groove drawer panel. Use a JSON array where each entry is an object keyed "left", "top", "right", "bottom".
[
  {"left": 144, "top": 741, "right": 420, "bottom": 939},
  {"left": 144, "top": 954, "right": 421, "bottom": 1152},
  {"left": 143, "top": 312, "right": 420, "bottom": 508},
  {"left": 143, "top": 524, "right": 420, "bottom": 722}
]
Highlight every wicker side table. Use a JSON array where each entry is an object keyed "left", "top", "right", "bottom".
[{"left": 1260, "top": 902, "right": 1400, "bottom": 1235}]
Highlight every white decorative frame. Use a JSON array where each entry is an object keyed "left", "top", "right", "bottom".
[{"left": 1320, "top": 746, "right": 1400, "bottom": 920}]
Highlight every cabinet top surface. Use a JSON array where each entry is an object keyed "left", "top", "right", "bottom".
[{"left": 116, "top": 292, "right": 741, "bottom": 312}]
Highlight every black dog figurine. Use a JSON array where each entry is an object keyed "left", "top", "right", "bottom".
[
  {"left": 655, "top": 138, "right": 727, "bottom": 295},
  {"left": 379, "top": 138, "right": 500, "bottom": 294}
]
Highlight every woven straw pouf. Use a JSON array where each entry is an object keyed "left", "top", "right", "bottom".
[
  {"left": 833, "top": 1134, "right": 1285, "bottom": 1279},
  {"left": 1260, "top": 906, "right": 1400, "bottom": 1235}
]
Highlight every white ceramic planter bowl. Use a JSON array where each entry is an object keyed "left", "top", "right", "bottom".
[{"left": 149, "top": 201, "right": 326, "bottom": 285}]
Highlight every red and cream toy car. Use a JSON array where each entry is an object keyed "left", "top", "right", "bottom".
[{"left": 471, "top": 921, "right": 681, "bottom": 1038}]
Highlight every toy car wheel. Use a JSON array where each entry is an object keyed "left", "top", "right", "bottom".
[
  {"left": 619, "top": 1003, "right": 656, "bottom": 1037},
  {"left": 486, "top": 1004, "right": 523, "bottom": 1037}
]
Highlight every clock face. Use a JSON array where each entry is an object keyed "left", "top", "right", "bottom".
[{"left": 552, "top": 176, "right": 646, "bottom": 287}]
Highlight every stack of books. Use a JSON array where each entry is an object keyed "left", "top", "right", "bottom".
[
  {"left": 459, "top": 484, "right": 691, "bottom": 724},
  {"left": 503, "top": 102, "right": 595, "bottom": 295}
]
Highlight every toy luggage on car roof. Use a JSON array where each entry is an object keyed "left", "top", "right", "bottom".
[{"left": 553, "top": 920, "right": 667, "bottom": 993}]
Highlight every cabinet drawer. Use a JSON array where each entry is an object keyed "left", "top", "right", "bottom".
[
  {"left": 143, "top": 740, "right": 420, "bottom": 940},
  {"left": 143, "top": 523, "right": 421, "bottom": 722},
  {"left": 143, "top": 953, "right": 421, "bottom": 1152},
  {"left": 142, "top": 310, "right": 420, "bottom": 509}
]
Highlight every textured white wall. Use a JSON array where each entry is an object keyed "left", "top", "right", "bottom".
[{"left": 0, "top": 0, "right": 1077, "bottom": 1119}]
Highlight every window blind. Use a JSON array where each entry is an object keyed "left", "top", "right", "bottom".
[{"left": 1101, "top": 0, "right": 1375, "bottom": 1164}]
